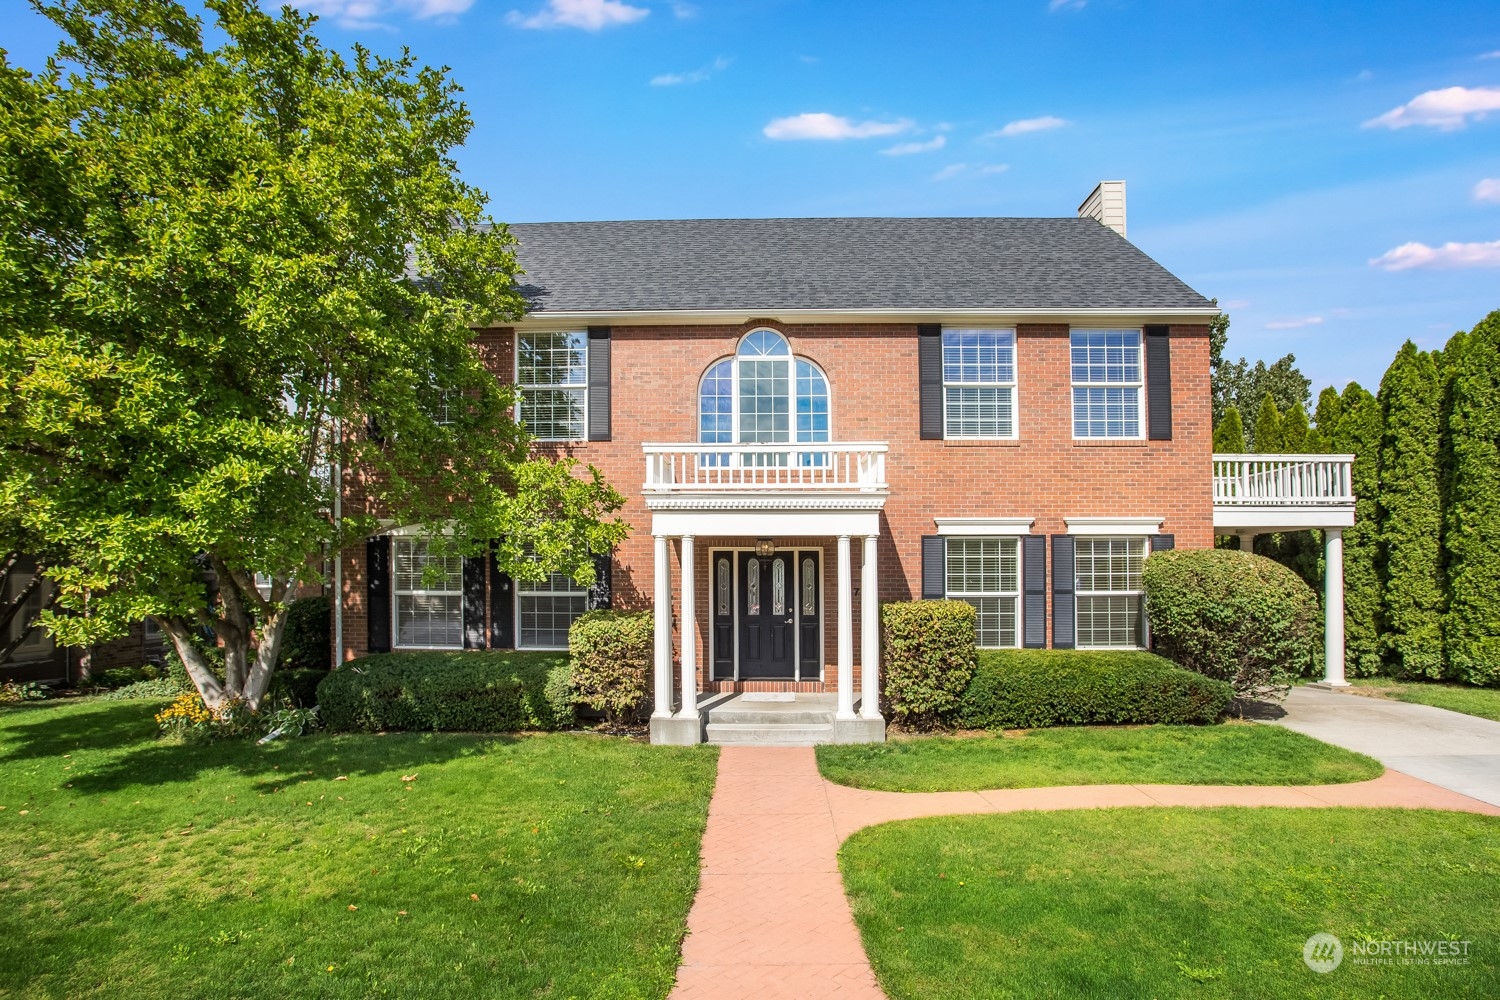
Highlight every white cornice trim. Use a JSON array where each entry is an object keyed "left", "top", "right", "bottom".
[
  {"left": 506, "top": 306, "right": 1220, "bottom": 330},
  {"left": 1066, "top": 517, "right": 1163, "bottom": 536},
  {"left": 934, "top": 517, "right": 1036, "bottom": 536},
  {"left": 644, "top": 494, "right": 888, "bottom": 512}
]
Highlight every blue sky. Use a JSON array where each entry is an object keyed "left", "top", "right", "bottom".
[{"left": 5, "top": 0, "right": 1499, "bottom": 395}]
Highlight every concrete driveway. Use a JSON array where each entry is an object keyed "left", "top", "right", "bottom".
[{"left": 1273, "top": 685, "right": 1500, "bottom": 807}]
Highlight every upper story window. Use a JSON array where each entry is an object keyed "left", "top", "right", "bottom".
[
  {"left": 518, "top": 331, "right": 587, "bottom": 441},
  {"left": 699, "top": 330, "right": 830, "bottom": 449},
  {"left": 1071, "top": 329, "right": 1143, "bottom": 438},
  {"left": 392, "top": 537, "right": 463, "bottom": 649},
  {"left": 942, "top": 328, "right": 1016, "bottom": 438}
]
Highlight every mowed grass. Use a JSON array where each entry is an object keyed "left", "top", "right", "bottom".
[
  {"left": 0, "top": 698, "right": 718, "bottom": 999},
  {"left": 816, "top": 723, "right": 1383, "bottom": 792},
  {"left": 1349, "top": 678, "right": 1500, "bottom": 723},
  {"left": 841, "top": 807, "right": 1500, "bottom": 999}
]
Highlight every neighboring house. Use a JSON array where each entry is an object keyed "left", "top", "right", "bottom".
[{"left": 334, "top": 181, "right": 1356, "bottom": 744}]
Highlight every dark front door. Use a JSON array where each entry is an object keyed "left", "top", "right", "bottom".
[{"left": 737, "top": 552, "right": 795, "bottom": 679}]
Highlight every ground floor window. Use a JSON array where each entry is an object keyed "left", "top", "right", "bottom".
[
  {"left": 392, "top": 537, "right": 463, "bottom": 649},
  {"left": 1074, "top": 536, "right": 1147, "bottom": 648},
  {"left": 944, "top": 537, "right": 1020, "bottom": 648},
  {"left": 517, "top": 571, "right": 588, "bottom": 650}
]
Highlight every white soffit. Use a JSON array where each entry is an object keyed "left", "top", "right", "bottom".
[
  {"left": 934, "top": 517, "right": 1036, "bottom": 536},
  {"left": 1065, "top": 517, "right": 1163, "bottom": 535}
]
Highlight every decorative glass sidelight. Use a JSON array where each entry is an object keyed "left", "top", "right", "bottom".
[
  {"left": 772, "top": 559, "right": 786, "bottom": 615},
  {"left": 747, "top": 558, "right": 761, "bottom": 615},
  {"left": 802, "top": 557, "right": 816, "bottom": 615},
  {"left": 716, "top": 559, "right": 730, "bottom": 617}
]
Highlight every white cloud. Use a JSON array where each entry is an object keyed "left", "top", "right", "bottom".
[
  {"left": 1265, "top": 316, "right": 1324, "bottom": 330},
  {"left": 1222, "top": 299, "right": 1251, "bottom": 309},
  {"left": 651, "top": 56, "right": 730, "bottom": 86},
  {"left": 986, "top": 115, "right": 1070, "bottom": 138},
  {"left": 932, "top": 164, "right": 968, "bottom": 181},
  {"left": 1475, "top": 178, "right": 1500, "bottom": 203},
  {"left": 300, "top": 0, "right": 472, "bottom": 28},
  {"left": 672, "top": 2, "right": 697, "bottom": 17},
  {"left": 1370, "top": 240, "right": 1500, "bottom": 270},
  {"left": 881, "top": 135, "right": 946, "bottom": 156},
  {"left": 1481, "top": 50, "right": 1500, "bottom": 60},
  {"left": 762, "top": 113, "right": 913, "bottom": 141},
  {"left": 1049, "top": 0, "right": 1085, "bottom": 10},
  {"left": 930, "top": 163, "right": 1008, "bottom": 181},
  {"left": 977, "top": 163, "right": 1010, "bottom": 175},
  {"left": 1362, "top": 86, "right": 1500, "bottom": 130},
  {"left": 507, "top": 0, "right": 648, "bottom": 30}
]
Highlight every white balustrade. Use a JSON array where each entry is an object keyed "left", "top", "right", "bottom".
[
  {"left": 1212, "top": 454, "right": 1355, "bottom": 506},
  {"left": 643, "top": 442, "right": 889, "bottom": 493}
]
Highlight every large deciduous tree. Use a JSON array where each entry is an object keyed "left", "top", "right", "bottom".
[{"left": 0, "top": 0, "right": 627, "bottom": 710}]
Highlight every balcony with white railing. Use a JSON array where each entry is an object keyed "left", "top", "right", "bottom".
[
  {"left": 1212, "top": 453, "right": 1356, "bottom": 530},
  {"left": 643, "top": 442, "right": 889, "bottom": 496}
]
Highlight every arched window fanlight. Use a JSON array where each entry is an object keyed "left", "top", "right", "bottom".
[{"left": 698, "top": 330, "right": 830, "bottom": 457}]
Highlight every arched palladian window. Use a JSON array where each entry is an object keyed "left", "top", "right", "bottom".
[{"left": 699, "top": 330, "right": 830, "bottom": 464}]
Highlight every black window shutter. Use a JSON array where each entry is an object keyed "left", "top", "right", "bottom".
[
  {"left": 488, "top": 546, "right": 514, "bottom": 650},
  {"left": 918, "top": 324, "right": 943, "bottom": 440},
  {"left": 921, "top": 535, "right": 946, "bottom": 599},
  {"left": 366, "top": 536, "right": 391, "bottom": 654},
  {"left": 587, "top": 553, "right": 613, "bottom": 610},
  {"left": 1022, "top": 535, "right": 1047, "bottom": 649},
  {"left": 462, "top": 555, "right": 486, "bottom": 649},
  {"left": 1051, "top": 535, "right": 1076, "bottom": 650},
  {"left": 1145, "top": 325, "right": 1172, "bottom": 441},
  {"left": 1151, "top": 534, "right": 1175, "bottom": 553},
  {"left": 587, "top": 326, "right": 611, "bottom": 442}
]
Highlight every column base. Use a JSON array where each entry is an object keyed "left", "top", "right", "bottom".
[
  {"left": 831, "top": 715, "right": 886, "bottom": 744},
  {"left": 1308, "top": 680, "right": 1352, "bottom": 690},
  {"left": 650, "top": 714, "right": 703, "bottom": 746}
]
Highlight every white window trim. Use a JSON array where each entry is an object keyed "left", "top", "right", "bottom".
[
  {"left": 514, "top": 570, "right": 589, "bottom": 652},
  {"left": 391, "top": 536, "right": 464, "bottom": 651},
  {"left": 943, "top": 536, "right": 1023, "bottom": 650},
  {"left": 698, "top": 330, "right": 835, "bottom": 449},
  {"left": 1069, "top": 328, "right": 1146, "bottom": 441},
  {"left": 935, "top": 517, "right": 1035, "bottom": 536},
  {"left": 941, "top": 327, "right": 1020, "bottom": 441},
  {"left": 515, "top": 330, "right": 589, "bottom": 443},
  {"left": 1065, "top": 517, "right": 1162, "bottom": 536},
  {"left": 1072, "top": 535, "right": 1150, "bottom": 651}
]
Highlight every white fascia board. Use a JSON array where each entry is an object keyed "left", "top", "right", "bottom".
[
  {"left": 1065, "top": 517, "right": 1163, "bottom": 536},
  {"left": 509, "top": 306, "right": 1221, "bottom": 330},
  {"left": 934, "top": 517, "right": 1036, "bottom": 536},
  {"left": 1213, "top": 506, "right": 1355, "bottom": 530}
]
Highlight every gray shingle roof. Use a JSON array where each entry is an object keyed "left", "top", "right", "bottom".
[{"left": 503, "top": 217, "right": 1214, "bottom": 314}]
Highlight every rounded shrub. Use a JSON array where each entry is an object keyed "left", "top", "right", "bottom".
[
  {"left": 268, "top": 668, "right": 326, "bottom": 708},
  {"left": 568, "top": 610, "right": 653, "bottom": 725},
  {"left": 279, "top": 595, "right": 331, "bottom": 671},
  {"left": 880, "top": 600, "right": 977, "bottom": 728},
  {"left": 316, "top": 651, "right": 571, "bottom": 732},
  {"left": 1143, "top": 548, "right": 1321, "bottom": 702}
]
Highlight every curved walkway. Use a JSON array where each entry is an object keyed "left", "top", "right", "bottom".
[{"left": 668, "top": 746, "right": 1500, "bottom": 1000}]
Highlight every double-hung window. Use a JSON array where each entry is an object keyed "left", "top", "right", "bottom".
[
  {"left": 1074, "top": 537, "right": 1147, "bottom": 648},
  {"left": 517, "top": 570, "right": 589, "bottom": 650},
  {"left": 1071, "top": 329, "right": 1143, "bottom": 438},
  {"left": 393, "top": 537, "right": 463, "bottom": 649},
  {"left": 942, "top": 328, "right": 1016, "bottom": 438},
  {"left": 518, "top": 331, "right": 587, "bottom": 440},
  {"left": 945, "top": 538, "right": 1021, "bottom": 648}
]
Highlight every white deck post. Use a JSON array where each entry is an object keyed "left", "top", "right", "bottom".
[
  {"left": 677, "top": 535, "right": 697, "bottom": 720},
  {"left": 860, "top": 534, "right": 881, "bottom": 720},
  {"left": 652, "top": 534, "right": 673, "bottom": 717},
  {"left": 1322, "top": 527, "right": 1349, "bottom": 687},
  {"left": 836, "top": 534, "right": 856, "bottom": 720}
]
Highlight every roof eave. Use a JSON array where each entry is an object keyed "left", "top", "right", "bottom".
[{"left": 507, "top": 305, "right": 1222, "bottom": 329}]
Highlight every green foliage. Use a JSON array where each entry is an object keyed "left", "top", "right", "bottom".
[
  {"left": 278, "top": 596, "right": 331, "bottom": 671},
  {"left": 543, "top": 662, "right": 577, "bottom": 730},
  {"left": 0, "top": 0, "right": 627, "bottom": 713},
  {"left": 100, "top": 676, "right": 181, "bottom": 700},
  {"left": 1280, "top": 400, "right": 1309, "bottom": 453},
  {"left": 1442, "top": 311, "right": 1500, "bottom": 686},
  {"left": 1252, "top": 393, "right": 1284, "bottom": 453},
  {"left": 258, "top": 704, "right": 320, "bottom": 739},
  {"left": 1209, "top": 306, "right": 1312, "bottom": 434},
  {"left": 1377, "top": 341, "right": 1446, "bottom": 678},
  {"left": 1211, "top": 406, "right": 1244, "bottom": 453},
  {"left": 1333, "top": 381, "right": 1385, "bottom": 676},
  {"left": 880, "top": 600, "right": 978, "bottom": 728},
  {"left": 267, "top": 668, "right": 325, "bottom": 708},
  {"left": 1143, "top": 549, "right": 1321, "bottom": 699},
  {"left": 0, "top": 679, "right": 49, "bottom": 703},
  {"left": 1313, "top": 385, "right": 1345, "bottom": 439},
  {"left": 567, "top": 610, "right": 653, "bottom": 724},
  {"left": 93, "top": 664, "right": 161, "bottom": 689},
  {"left": 957, "top": 650, "right": 1232, "bottom": 729},
  {"left": 316, "top": 651, "right": 571, "bottom": 732}
]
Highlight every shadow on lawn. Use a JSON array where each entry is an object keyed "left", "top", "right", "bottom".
[{"left": 1, "top": 700, "right": 521, "bottom": 794}]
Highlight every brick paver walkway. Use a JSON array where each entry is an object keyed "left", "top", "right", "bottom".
[{"left": 670, "top": 746, "right": 1500, "bottom": 1000}]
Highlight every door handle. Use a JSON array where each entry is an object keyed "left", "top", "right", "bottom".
[{"left": 784, "top": 617, "right": 795, "bottom": 624}]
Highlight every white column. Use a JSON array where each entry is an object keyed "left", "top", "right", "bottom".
[
  {"left": 1323, "top": 528, "right": 1348, "bottom": 686},
  {"left": 836, "top": 535, "right": 856, "bottom": 720},
  {"left": 652, "top": 534, "right": 673, "bottom": 717},
  {"left": 1237, "top": 531, "right": 1256, "bottom": 552},
  {"left": 860, "top": 534, "right": 881, "bottom": 720},
  {"left": 677, "top": 535, "right": 697, "bottom": 719}
]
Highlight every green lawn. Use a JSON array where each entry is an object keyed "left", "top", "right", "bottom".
[
  {"left": 1349, "top": 678, "right": 1500, "bottom": 723},
  {"left": 841, "top": 808, "right": 1500, "bottom": 999},
  {"left": 816, "top": 723, "right": 1382, "bottom": 792},
  {"left": 0, "top": 698, "right": 718, "bottom": 999}
]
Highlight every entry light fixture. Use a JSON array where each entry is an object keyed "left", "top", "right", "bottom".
[{"left": 755, "top": 538, "right": 776, "bottom": 557}]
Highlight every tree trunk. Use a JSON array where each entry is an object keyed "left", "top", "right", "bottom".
[
  {"left": 158, "top": 617, "right": 226, "bottom": 708},
  {"left": 243, "top": 607, "right": 287, "bottom": 712}
]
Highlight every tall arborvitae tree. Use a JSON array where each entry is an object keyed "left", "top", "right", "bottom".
[
  {"left": 1253, "top": 393, "right": 1284, "bottom": 453},
  {"left": 1442, "top": 312, "right": 1500, "bottom": 687},
  {"left": 1333, "top": 382, "right": 1385, "bottom": 677},
  {"left": 1312, "top": 387, "right": 1344, "bottom": 449},
  {"left": 1281, "top": 401, "right": 1310, "bottom": 453},
  {"left": 1213, "top": 406, "right": 1246, "bottom": 453},
  {"left": 1377, "top": 341, "right": 1445, "bottom": 678}
]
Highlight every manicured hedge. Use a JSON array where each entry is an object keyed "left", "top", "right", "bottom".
[
  {"left": 957, "top": 649, "right": 1233, "bottom": 729},
  {"left": 569, "top": 610, "right": 652, "bottom": 724},
  {"left": 881, "top": 600, "right": 978, "bottom": 728},
  {"left": 317, "top": 651, "right": 572, "bottom": 733}
]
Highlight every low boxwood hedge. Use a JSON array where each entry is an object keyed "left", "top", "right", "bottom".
[
  {"left": 317, "top": 651, "right": 572, "bottom": 733},
  {"left": 957, "top": 649, "right": 1233, "bottom": 729}
]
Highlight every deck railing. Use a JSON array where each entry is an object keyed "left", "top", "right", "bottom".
[
  {"left": 643, "top": 442, "right": 889, "bottom": 493},
  {"left": 1212, "top": 454, "right": 1355, "bottom": 506}
]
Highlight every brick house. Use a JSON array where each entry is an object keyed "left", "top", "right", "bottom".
[{"left": 335, "top": 182, "right": 1356, "bottom": 744}]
